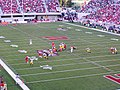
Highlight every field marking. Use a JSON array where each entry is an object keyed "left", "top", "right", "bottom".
[
  {"left": 0, "top": 36, "right": 118, "bottom": 46},
  {"left": 4, "top": 25, "right": 120, "bottom": 68},
  {"left": 62, "top": 22, "right": 120, "bottom": 72},
  {"left": 2, "top": 23, "right": 119, "bottom": 51},
  {"left": 0, "top": 53, "right": 117, "bottom": 63},
  {"left": 26, "top": 70, "right": 120, "bottom": 84},
  {"left": 97, "top": 35, "right": 105, "bottom": 37},
  {"left": 111, "top": 38, "right": 119, "bottom": 41},
  {"left": 56, "top": 24, "right": 99, "bottom": 46},
  {"left": 9, "top": 25, "right": 50, "bottom": 44},
  {"left": 2, "top": 49, "right": 114, "bottom": 61},
  {"left": 0, "top": 42, "right": 110, "bottom": 50},
  {"left": 1, "top": 40, "right": 119, "bottom": 52},
  {"left": 0, "top": 23, "right": 119, "bottom": 87},
  {"left": 6, "top": 53, "right": 120, "bottom": 65},
  {"left": 1, "top": 22, "right": 120, "bottom": 86},
  {"left": 2, "top": 47, "right": 120, "bottom": 59},
  {"left": 71, "top": 49, "right": 114, "bottom": 73},
  {"left": 21, "top": 66, "right": 100, "bottom": 76},
  {"left": 3, "top": 23, "right": 120, "bottom": 51},
  {"left": 85, "top": 32, "right": 93, "bottom": 34},
  {"left": 63, "top": 22, "right": 120, "bottom": 36},
  {"left": 16, "top": 59, "right": 120, "bottom": 71},
  {"left": 0, "top": 44, "right": 111, "bottom": 54},
  {"left": 1, "top": 39, "right": 119, "bottom": 53},
  {"left": 83, "top": 58, "right": 113, "bottom": 72},
  {"left": 75, "top": 29, "right": 82, "bottom": 31},
  {"left": 1, "top": 27, "right": 120, "bottom": 56},
  {"left": 21, "top": 64, "right": 120, "bottom": 77},
  {"left": 11, "top": 58, "right": 120, "bottom": 67}
]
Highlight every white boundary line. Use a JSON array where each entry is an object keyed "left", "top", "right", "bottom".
[
  {"left": 0, "top": 59, "right": 30, "bottom": 90},
  {"left": 63, "top": 22, "right": 120, "bottom": 36}
]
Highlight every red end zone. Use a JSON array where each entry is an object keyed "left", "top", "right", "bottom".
[
  {"left": 42, "top": 36, "right": 69, "bottom": 40},
  {"left": 104, "top": 74, "right": 120, "bottom": 84}
]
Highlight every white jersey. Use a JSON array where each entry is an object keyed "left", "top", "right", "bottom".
[
  {"left": 71, "top": 46, "right": 73, "bottom": 53},
  {"left": 29, "top": 39, "right": 32, "bottom": 45}
]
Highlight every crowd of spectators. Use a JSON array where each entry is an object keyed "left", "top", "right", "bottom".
[
  {"left": 18, "top": 0, "right": 45, "bottom": 13},
  {"left": 0, "top": 0, "right": 60, "bottom": 14},
  {"left": 79, "top": 18, "right": 120, "bottom": 34},
  {"left": 0, "top": 0, "right": 19, "bottom": 14},
  {"left": 84, "top": 4, "right": 120, "bottom": 25},
  {"left": 79, "top": 0, "right": 120, "bottom": 33},
  {"left": 45, "top": 0, "right": 60, "bottom": 12},
  {"left": 60, "top": 7, "right": 78, "bottom": 22},
  {"left": 80, "top": 0, "right": 114, "bottom": 13}
]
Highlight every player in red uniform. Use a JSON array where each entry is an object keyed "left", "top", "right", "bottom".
[
  {"left": 52, "top": 42, "right": 55, "bottom": 49},
  {"left": 25, "top": 56, "right": 29, "bottom": 64},
  {"left": 64, "top": 43, "right": 67, "bottom": 50}
]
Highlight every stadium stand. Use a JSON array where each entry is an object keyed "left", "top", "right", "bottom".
[
  {"left": 78, "top": 0, "right": 120, "bottom": 33},
  {"left": 0, "top": 0, "right": 60, "bottom": 14},
  {"left": 18, "top": 0, "right": 46, "bottom": 13},
  {"left": 80, "top": 0, "right": 114, "bottom": 13},
  {"left": 0, "top": 0, "right": 61, "bottom": 23},
  {"left": 45, "top": 0, "right": 60, "bottom": 12},
  {"left": 84, "top": 4, "right": 120, "bottom": 25},
  {"left": 0, "top": 0, "right": 18, "bottom": 14}
]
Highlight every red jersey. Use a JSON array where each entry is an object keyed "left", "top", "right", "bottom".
[{"left": 52, "top": 42, "right": 55, "bottom": 47}]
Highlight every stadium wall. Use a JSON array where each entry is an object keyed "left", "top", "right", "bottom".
[{"left": 0, "top": 13, "right": 61, "bottom": 23}]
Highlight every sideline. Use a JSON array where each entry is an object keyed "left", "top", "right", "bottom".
[
  {"left": 0, "top": 59, "right": 30, "bottom": 90},
  {"left": 63, "top": 22, "right": 120, "bottom": 36}
]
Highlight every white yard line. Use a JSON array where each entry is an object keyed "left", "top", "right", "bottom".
[
  {"left": 9, "top": 25, "right": 49, "bottom": 43},
  {"left": 21, "top": 64, "right": 120, "bottom": 77},
  {"left": 10, "top": 54, "right": 120, "bottom": 66},
  {"left": 63, "top": 22, "right": 120, "bottom": 72},
  {"left": 12, "top": 58, "right": 120, "bottom": 66},
  {"left": 83, "top": 58, "right": 113, "bottom": 72},
  {"left": 26, "top": 70, "right": 120, "bottom": 84},
  {"left": 21, "top": 66, "right": 100, "bottom": 76},
  {"left": 1, "top": 41, "right": 117, "bottom": 51},
  {"left": 63, "top": 22, "right": 120, "bottom": 36},
  {"left": 1, "top": 23, "right": 120, "bottom": 85},
  {"left": 2, "top": 49, "right": 120, "bottom": 61},
  {"left": 16, "top": 59, "right": 120, "bottom": 71},
  {"left": 0, "top": 46, "right": 108, "bottom": 56},
  {"left": 12, "top": 53, "right": 120, "bottom": 61}
]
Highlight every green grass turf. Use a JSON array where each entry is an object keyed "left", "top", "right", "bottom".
[
  {"left": 0, "top": 66, "right": 22, "bottom": 90},
  {"left": 0, "top": 22, "right": 120, "bottom": 90}
]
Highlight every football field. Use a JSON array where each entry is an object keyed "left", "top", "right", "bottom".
[{"left": 0, "top": 22, "right": 120, "bottom": 90}]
